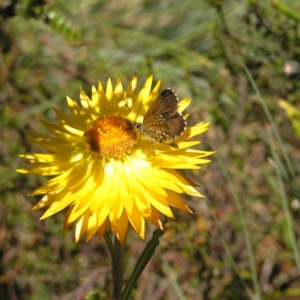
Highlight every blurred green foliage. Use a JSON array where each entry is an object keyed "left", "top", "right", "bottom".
[{"left": 1, "top": 0, "right": 300, "bottom": 299}]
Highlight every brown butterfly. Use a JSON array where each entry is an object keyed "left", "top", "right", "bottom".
[{"left": 134, "top": 88, "right": 186, "bottom": 149}]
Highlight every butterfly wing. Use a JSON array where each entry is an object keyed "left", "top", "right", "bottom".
[
  {"left": 138, "top": 88, "right": 187, "bottom": 148},
  {"left": 143, "top": 88, "right": 179, "bottom": 119},
  {"left": 140, "top": 114, "right": 170, "bottom": 139},
  {"left": 164, "top": 113, "right": 186, "bottom": 138}
]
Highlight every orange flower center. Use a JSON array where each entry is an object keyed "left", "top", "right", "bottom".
[{"left": 83, "top": 116, "right": 136, "bottom": 157}]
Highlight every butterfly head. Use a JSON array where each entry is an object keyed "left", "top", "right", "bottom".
[{"left": 134, "top": 122, "right": 142, "bottom": 130}]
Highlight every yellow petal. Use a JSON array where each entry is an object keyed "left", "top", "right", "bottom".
[
  {"left": 137, "top": 74, "right": 153, "bottom": 105},
  {"left": 115, "top": 210, "right": 128, "bottom": 245},
  {"left": 141, "top": 185, "right": 174, "bottom": 219},
  {"left": 75, "top": 211, "right": 89, "bottom": 242},
  {"left": 97, "top": 217, "right": 109, "bottom": 240},
  {"left": 149, "top": 206, "right": 164, "bottom": 230},
  {"left": 166, "top": 190, "right": 193, "bottom": 213},
  {"left": 86, "top": 212, "right": 98, "bottom": 241},
  {"left": 178, "top": 97, "right": 191, "bottom": 113},
  {"left": 97, "top": 81, "right": 111, "bottom": 116},
  {"left": 127, "top": 204, "right": 145, "bottom": 239}
]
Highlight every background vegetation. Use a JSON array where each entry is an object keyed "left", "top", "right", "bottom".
[{"left": 1, "top": 0, "right": 300, "bottom": 299}]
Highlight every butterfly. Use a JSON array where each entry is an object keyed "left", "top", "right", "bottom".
[{"left": 134, "top": 88, "right": 186, "bottom": 149}]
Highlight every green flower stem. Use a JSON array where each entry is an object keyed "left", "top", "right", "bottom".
[
  {"left": 112, "top": 234, "right": 124, "bottom": 300},
  {"left": 104, "top": 231, "right": 115, "bottom": 266},
  {"left": 121, "top": 224, "right": 166, "bottom": 300}
]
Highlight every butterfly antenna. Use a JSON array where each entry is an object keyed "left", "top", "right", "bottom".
[
  {"left": 151, "top": 144, "right": 156, "bottom": 155},
  {"left": 123, "top": 92, "right": 130, "bottom": 110}
]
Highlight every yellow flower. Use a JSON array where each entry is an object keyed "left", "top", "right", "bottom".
[{"left": 17, "top": 74, "right": 212, "bottom": 244}]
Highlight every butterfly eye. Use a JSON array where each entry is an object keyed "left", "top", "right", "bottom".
[{"left": 134, "top": 122, "right": 141, "bottom": 129}]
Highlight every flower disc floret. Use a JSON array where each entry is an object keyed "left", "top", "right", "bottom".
[{"left": 84, "top": 116, "right": 136, "bottom": 157}]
